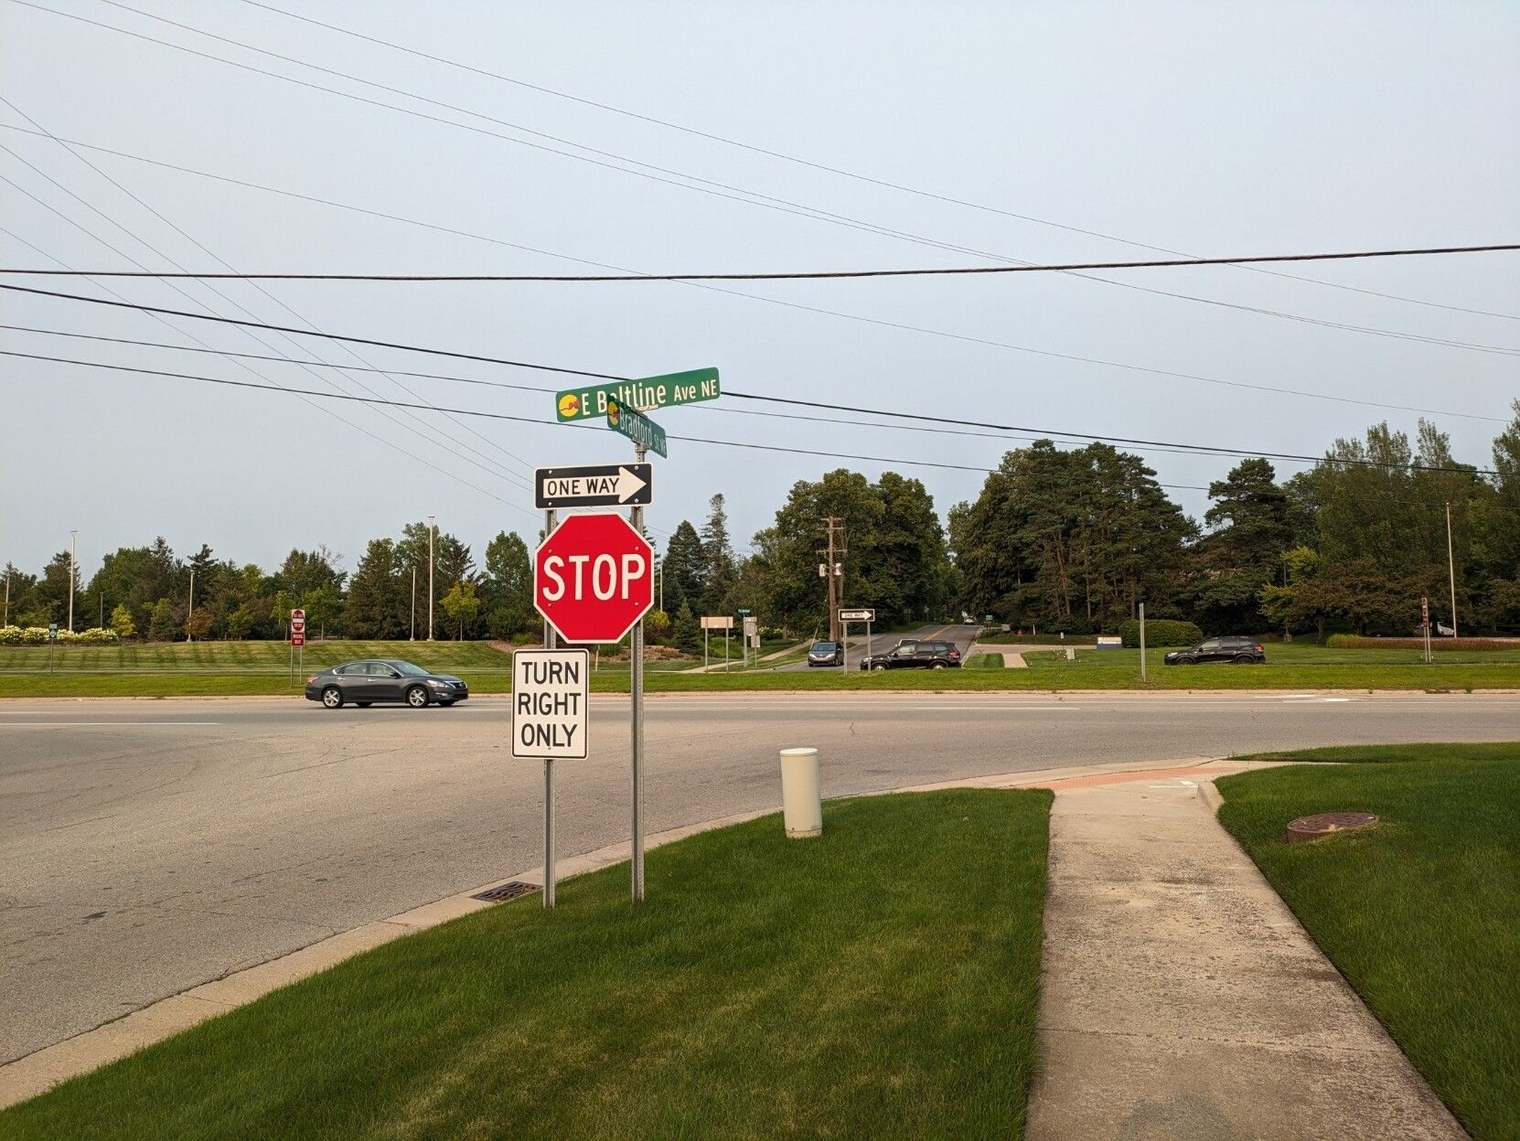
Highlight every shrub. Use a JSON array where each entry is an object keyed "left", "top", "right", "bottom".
[{"left": 1119, "top": 619, "right": 1203, "bottom": 648}]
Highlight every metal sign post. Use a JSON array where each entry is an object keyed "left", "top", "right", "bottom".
[
  {"left": 1139, "top": 602, "right": 1147, "bottom": 681},
  {"left": 1421, "top": 596, "right": 1432, "bottom": 664},
  {"left": 512, "top": 648, "right": 590, "bottom": 909},
  {"left": 629, "top": 443, "right": 647, "bottom": 903}
]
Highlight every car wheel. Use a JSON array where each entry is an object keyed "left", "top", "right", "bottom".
[
  {"left": 872, "top": 663, "right": 887, "bottom": 672},
  {"left": 406, "top": 685, "right": 430, "bottom": 708},
  {"left": 931, "top": 661, "right": 947, "bottom": 669},
  {"left": 356, "top": 702, "right": 372, "bottom": 708},
  {"left": 321, "top": 686, "right": 344, "bottom": 709}
]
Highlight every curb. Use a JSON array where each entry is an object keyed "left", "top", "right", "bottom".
[{"left": 0, "top": 752, "right": 1367, "bottom": 1108}]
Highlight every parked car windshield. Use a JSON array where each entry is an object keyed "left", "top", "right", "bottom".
[{"left": 812, "top": 642, "right": 838, "bottom": 652}]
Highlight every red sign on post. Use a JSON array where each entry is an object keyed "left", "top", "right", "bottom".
[
  {"left": 290, "top": 608, "right": 306, "bottom": 647},
  {"left": 535, "top": 513, "right": 654, "bottom": 643},
  {"left": 291, "top": 631, "right": 306, "bottom": 647}
]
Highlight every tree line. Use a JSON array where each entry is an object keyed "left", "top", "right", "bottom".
[{"left": 6, "top": 404, "right": 1518, "bottom": 644}]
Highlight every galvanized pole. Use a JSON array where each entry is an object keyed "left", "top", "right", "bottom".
[
  {"left": 630, "top": 443, "right": 647, "bottom": 902},
  {"left": 544, "top": 756, "right": 556, "bottom": 908},
  {"left": 1139, "top": 602, "right": 1146, "bottom": 681},
  {"left": 410, "top": 566, "right": 416, "bottom": 641},
  {"left": 427, "top": 515, "right": 436, "bottom": 641},
  {"left": 68, "top": 530, "right": 76, "bottom": 633},
  {"left": 542, "top": 509, "right": 557, "bottom": 649}
]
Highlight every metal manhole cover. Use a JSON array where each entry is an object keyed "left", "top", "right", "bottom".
[
  {"left": 1285, "top": 811, "right": 1379, "bottom": 844},
  {"left": 471, "top": 880, "right": 539, "bottom": 903}
]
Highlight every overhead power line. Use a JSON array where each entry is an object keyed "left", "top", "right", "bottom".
[
  {"left": 1, "top": 281, "right": 1504, "bottom": 425},
  {"left": 2, "top": 347, "right": 1498, "bottom": 479},
  {"left": 0, "top": 322, "right": 1375, "bottom": 464},
  {"left": 236, "top": 0, "right": 1520, "bottom": 323},
  {"left": 1, "top": 100, "right": 536, "bottom": 488},
  {"left": 19, "top": 0, "right": 1518, "bottom": 349},
  {"left": 5, "top": 243, "right": 1517, "bottom": 281}
]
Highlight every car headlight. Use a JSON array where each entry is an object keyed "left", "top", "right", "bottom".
[{"left": 427, "top": 679, "right": 450, "bottom": 687}]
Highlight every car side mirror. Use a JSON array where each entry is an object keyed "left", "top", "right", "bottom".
[{"left": 389, "top": 670, "right": 402, "bottom": 678}]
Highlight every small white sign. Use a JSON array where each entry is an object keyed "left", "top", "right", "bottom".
[
  {"left": 700, "top": 615, "right": 734, "bottom": 630},
  {"left": 838, "top": 608, "right": 875, "bottom": 622},
  {"left": 512, "top": 649, "right": 590, "bottom": 759}
]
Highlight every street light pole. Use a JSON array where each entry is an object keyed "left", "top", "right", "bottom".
[
  {"left": 187, "top": 568, "right": 195, "bottom": 642},
  {"left": 410, "top": 565, "right": 417, "bottom": 640},
  {"left": 68, "top": 530, "right": 76, "bottom": 632},
  {"left": 1445, "top": 501, "right": 1459, "bottom": 639},
  {"left": 427, "top": 515, "right": 436, "bottom": 642}
]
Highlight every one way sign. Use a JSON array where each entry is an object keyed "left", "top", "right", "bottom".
[{"left": 535, "top": 464, "right": 653, "bottom": 509}]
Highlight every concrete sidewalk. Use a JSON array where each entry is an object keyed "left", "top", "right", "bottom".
[{"left": 1026, "top": 774, "right": 1467, "bottom": 1140}]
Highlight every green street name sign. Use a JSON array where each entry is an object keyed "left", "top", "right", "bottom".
[
  {"left": 555, "top": 367, "right": 719, "bottom": 423},
  {"left": 606, "top": 397, "right": 668, "bottom": 458}
]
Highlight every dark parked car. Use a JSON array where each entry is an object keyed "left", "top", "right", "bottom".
[
  {"left": 808, "top": 640, "right": 845, "bottom": 667},
  {"left": 1163, "top": 637, "right": 1266, "bottom": 665},
  {"left": 305, "top": 659, "right": 469, "bottom": 708},
  {"left": 859, "top": 640, "right": 962, "bottom": 670}
]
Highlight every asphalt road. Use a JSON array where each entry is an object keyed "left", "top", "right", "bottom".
[
  {"left": 773, "top": 622, "right": 977, "bottom": 671},
  {"left": 4, "top": 689, "right": 1518, "bottom": 1064}
]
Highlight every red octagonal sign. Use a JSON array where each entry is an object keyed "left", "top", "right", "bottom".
[{"left": 535, "top": 513, "right": 655, "bottom": 644}]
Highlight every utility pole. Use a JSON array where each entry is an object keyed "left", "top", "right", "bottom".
[
  {"left": 427, "top": 515, "right": 436, "bottom": 642},
  {"left": 1445, "top": 501, "right": 1459, "bottom": 639},
  {"left": 187, "top": 568, "right": 195, "bottom": 642},
  {"left": 68, "top": 530, "right": 76, "bottom": 632},
  {"left": 410, "top": 565, "right": 417, "bottom": 639},
  {"left": 4, "top": 567, "right": 9, "bottom": 627},
  {"left": 820, "top": 517, "right": 845, "bottom": 641}
]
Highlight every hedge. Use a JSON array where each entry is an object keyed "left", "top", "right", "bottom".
[
  {"left": 0, "top": 626, "right": 120, "bottom": 645},
  {"left": 1118, "top": 619, "right": 1203, "bottom": 648},
  {"left": 1325, "top": 633, "right": 1513, "bottom": 652}
]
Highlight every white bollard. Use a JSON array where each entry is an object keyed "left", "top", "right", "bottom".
[{"left": 779, "top": 747, "right": 822, "bottom": 838}]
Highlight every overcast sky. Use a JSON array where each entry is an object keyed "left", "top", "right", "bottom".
[{"left": 3, "top": 1, "right": 1516, "bottom": 579}]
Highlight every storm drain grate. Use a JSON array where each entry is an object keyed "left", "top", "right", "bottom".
[{"left": 471, "top": 880, "right": 539, "bottom": 903}]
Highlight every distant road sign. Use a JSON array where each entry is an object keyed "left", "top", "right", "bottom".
[
  {"left": 606, "top": 398, "right": 668, "bottom": 458},
  {"left": 839, "top": 608, "right": 876, "bottom": 622},
  {"left": 291, "top": 631, "right": 306, "bottom": 647},
  {"left": 290, "top": 608, "right": 305, "bottom": 621},
  {"left": 555, "top": 367, "right": 720, "bottom": 422},
  {"left": 534, "top": 513, "right": 655, "bottom": 644},
  {"left": 535, "top": 463, "right": 652, "bottom": 509},
  {"left": 512, "top": 649, "right": 590, "bottom": 759},
  {"left": 700, "top": 616, "right": 733, "bottom": 630}
]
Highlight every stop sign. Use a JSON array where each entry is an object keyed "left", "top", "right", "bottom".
[{"left": 535, "top": 513, "right": 655, "bottom": 643}]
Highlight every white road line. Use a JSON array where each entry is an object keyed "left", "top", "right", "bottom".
[{"left": 3, "top": 721, "right": 223, "bottom": 727}]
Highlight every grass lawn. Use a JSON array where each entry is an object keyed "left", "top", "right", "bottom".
[
  {"left": 2, "top": 789, "right": 1053, "bottom": 1141},
  {"left": 4, "top": 639, "right": 1517, "bottom": 697},
  {"left": 1215, "top": 743, "right": 1520, "bottom": 1140},
  {"left": 966, "top": 652, "right": 1006, "bottom": 669}
]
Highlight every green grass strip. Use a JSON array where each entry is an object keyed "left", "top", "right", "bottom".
[
  {"left": 1216, "top": 743, "right": 1520, "bottom": 1140},
  {"left": 3, "top": 789, "right": 1052, "bottom": 1141}
]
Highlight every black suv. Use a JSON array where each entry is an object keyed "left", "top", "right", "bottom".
[
  {"left": 1163, "top": 637, "right": 1265, "bottom": 665},
  {"left": 859, "top": 640, "right": 962, "bottom": 670}
]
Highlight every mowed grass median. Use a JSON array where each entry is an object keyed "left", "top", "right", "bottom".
[
  {"left": 3, "top": 789, "right": 1053, "bottom": 1141},
  {"left": 4, "top": 638, "right": 1517, "bottom": 697},
  {"left": 1216, "top": 743, "right": 1520, "bottom": 1140}
]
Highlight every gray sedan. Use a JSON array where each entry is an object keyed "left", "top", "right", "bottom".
[{"left": 304, "top": 659, "right": 469, "bottom": 709}]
